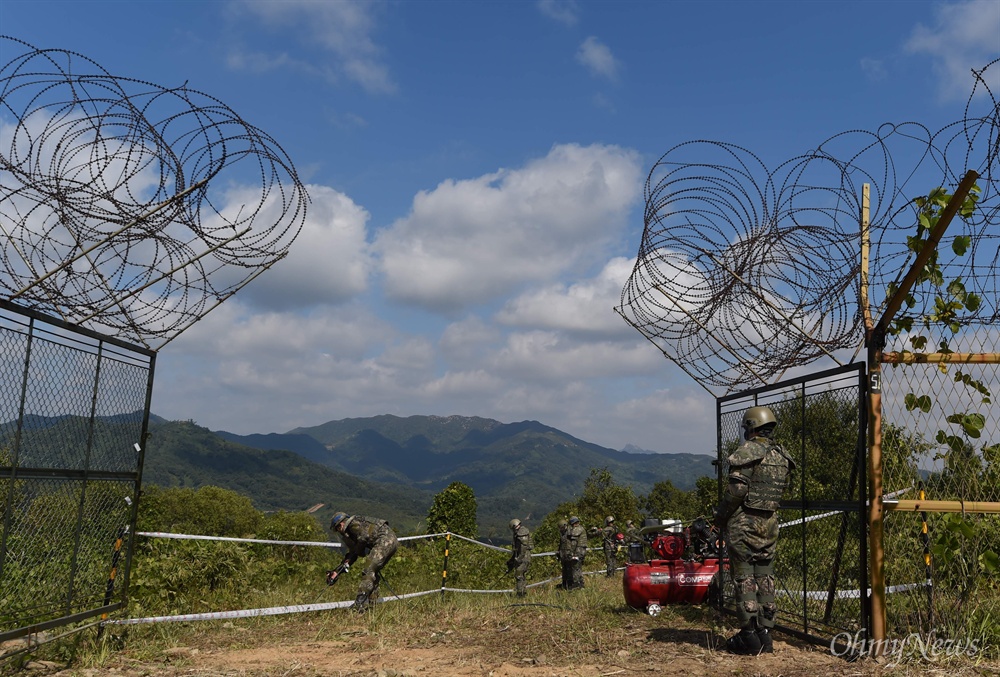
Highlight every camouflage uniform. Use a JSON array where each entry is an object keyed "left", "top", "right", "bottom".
[
  {"left": 601, "top": 524, "right": 620, "bottom": 577},
  {"left": 336, "top": 515, "right": 399, "bottom": 610},
  {"left": 557, "top": 521, "right": 573, "bottom": 589},
  {"left": 566, "top": 519, "right": 588, "bottom": 589},
  {"left": 625, "top": 520, "right": 642, "bottom": 544},
  {"left": 717, "top": 435, "right": 795, "bottom": 633},
  {"left": 508, "top": 523, "right": 533, "bottom": 597}
]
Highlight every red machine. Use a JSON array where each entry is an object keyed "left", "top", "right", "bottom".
[{"left": 623, "top": 518, "right": 724, "bottom": 616}]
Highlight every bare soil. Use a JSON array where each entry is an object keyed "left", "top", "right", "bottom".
[{"left": 10, "top": 579, "right": 999, "bottom": 677}]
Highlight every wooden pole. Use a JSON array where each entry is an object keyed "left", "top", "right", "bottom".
[{"left": 867, "top": 170, "right": 979, "bottom": 647}]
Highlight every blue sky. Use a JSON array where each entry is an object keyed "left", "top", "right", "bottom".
[{"left": 2, "top": 0, "right": 998, "bottom": 456}]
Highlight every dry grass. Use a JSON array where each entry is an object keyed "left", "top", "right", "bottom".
[{"left": 5, "top": 574, "right": 1000, "bottom": 676}]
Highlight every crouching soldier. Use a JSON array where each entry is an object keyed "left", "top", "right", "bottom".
[{"left": 330, "top": 512, "right": 398, "bottom": 612}]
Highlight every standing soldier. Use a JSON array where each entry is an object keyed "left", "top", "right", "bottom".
[
  {"left": 714, "top": 406, "right": 795, "bottom": 655},
  {"left": 567, "top": 516, "right": 588, "bottom": 589},
  {"left": 330, "top": 512, "right": 399, "bottom": 613},
  {"left": 601, "top": 516, "right": 619, "bottom": 577},
  {"left": 507, "top": 518, "right": 533, "bottom": 597},
  {"left": 625, "top": 519, "right": 642, "bottom": 544},
  {"left": 557, "top": 519, "right": 572, "bottom": 589}
]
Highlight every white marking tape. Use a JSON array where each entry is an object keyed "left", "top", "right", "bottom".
[
  {"left": 775, "top": 581, "right": 927, "bottom": 601},
  {"left": 102, "top": 589, "right": 441, "bottom": 626},
  {"left": 136, "top": 531, "right": 342, "bottom": 548}
]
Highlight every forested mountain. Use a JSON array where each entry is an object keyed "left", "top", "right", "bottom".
[
  {"left": 141, "top": 420, "right": 434, "bottom": 535},
  {"left": 2, "top": 413, "right": 714, "bottom": 538},
  {"left": 218, "top": 414, "right": 715, "bottom": 536}
]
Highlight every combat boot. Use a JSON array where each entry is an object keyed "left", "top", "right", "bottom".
[
  {"left": 756, "top": 625, "right": 774, "bottom": 653},
  {"left": 351, "top": 593, "right": 369, "bottom": 613},
  {"left": 726, "top": 626, "right": 762, "bottom": 655}
]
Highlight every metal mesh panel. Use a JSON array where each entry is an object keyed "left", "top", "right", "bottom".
[
  {"left": 718, "top": 363, "right": 867, "bottom": 644},
  {"left": 0, "top": 301, "right": 153, "bottom": 641},
  {"left": 880, "top": 330, "right": 1000, "bottom": 637}
]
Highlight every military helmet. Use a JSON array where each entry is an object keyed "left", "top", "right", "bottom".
[
  {"left": 569, "top": 516, "right": 580, "bottom": 525},
  {"left": 509, "top": 518, "right": 521, "bottom": 530},
  {"left": 330, "top": 512, "right": 349, "bottom": 528},
  {"left": 605, "top": 516, "right": 614, "bottom": 525},
  {"left": 742, "top": 406, "right": 777, "bottom": 437},
  {"left": 558, "top": 519, "right": 568, "bottom": 530}
]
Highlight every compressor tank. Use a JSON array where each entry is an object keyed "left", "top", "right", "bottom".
[
  {"left": 623, "top": 558, "right": 721, "bottom": 609},
  {"left": 623, "top": 517, "right": 723, "bottom": 614}
]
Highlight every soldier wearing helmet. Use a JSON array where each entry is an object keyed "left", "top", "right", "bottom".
[
  {"left": 330, "top": 511, "right": 398, "bottom": 613},
  {"left": 600, "top": 516, "right": 620, "bottom": 577},
  {"left": 714, "top": 406, "right": 796, "bottom": 655},
  {"left": 566, "top": 516, "right": 588, "bottom": 589},
  {"left": 507, "top": 518, "right": 533, "bottom": 597},
  {"left": 557, "top": 519, "right": 572, "bottom": 589}
]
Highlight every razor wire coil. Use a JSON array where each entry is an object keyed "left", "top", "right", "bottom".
[
  {"left": 618, "top": 60, "right": 1000, "bottom": 395},
  {"left": 0, "top": 36, "right": 308, "bottom": 349}
]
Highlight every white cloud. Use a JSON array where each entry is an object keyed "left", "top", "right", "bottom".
[
  {"left": 576, "top": 36, "right": 620, "bottom": 81},
  {"left": 215, "top": 184, "right": 373, "bottom": 310},
  {"left": 611, "top": 388, "right": 716, "bottom": 454},
  {"left": 497, "top": 256, "right": 635, "bottom": 337},
  {"left": 905, "top": 0, "right": 1000, "bottom": 99},
  {"left": 859, "top": 57, "right": 888, "bottom": 82},
  {"left": 373, "top": 143, "right": 642, "bottom": 313},
  {"left": 491, "top": 330, "right": 663, "bottom": 383},
  {"left": 440, "top": 316, "right": 502, "bottom": 364},
  {"left": 230, "top": 0, "right": 395, "bottom": 94},
  {"left": 537, "top": 0, "right": 579, "bottom": 26}
]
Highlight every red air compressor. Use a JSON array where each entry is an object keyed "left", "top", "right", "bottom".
[{"left": 622, "top": 517, "right": 724, "bottom": 616}]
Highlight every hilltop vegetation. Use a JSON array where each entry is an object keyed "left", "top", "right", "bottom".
[{"left": 218, "top": 413, "right": 714, "bottom": 536}]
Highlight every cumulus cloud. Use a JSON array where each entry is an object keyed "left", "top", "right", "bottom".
[
  {"left": 576, "top": 36, "right": 621, "bottom": 81},
  {"left": 537, "top": 0, "right": 579, "bottom": 26},
  {"left": 230, "top": 0, "right": 395, "bottom": 94},
  {"left": 496, "top": 256, "right": 635, "bottom": 337},
  {"left": 905, "top": 0, "right": 1000, "bottom": 99},
  {"left": 491, "top": 330, "right": 663, "bottom": 383},
  {"left": 155, "top": 299, "right": 421, "bottom": 429},
  {"left": 219, "top": 184, "right": 373, "bottom": 310},
  {"left": 373, "top": 143, "right": 642, "bottom": 313}
]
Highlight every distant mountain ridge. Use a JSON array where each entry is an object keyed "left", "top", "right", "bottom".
[
  {"left": 218, "top": 414, "right": 715, "bottom": 535},
  {"left": 2, "top": 411, "right": 715, "bottom": 537}
]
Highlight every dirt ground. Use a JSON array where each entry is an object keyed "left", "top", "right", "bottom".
[
  {"left": 8, "top": 580, "right": 999, "bottom": 677},
  {"left": 17, "top": 632, "right": 881, "bottom": 677}
]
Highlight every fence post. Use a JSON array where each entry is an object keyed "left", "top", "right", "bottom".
[{"left": 441, "top": 532, "right": 450, "bottom": 599}]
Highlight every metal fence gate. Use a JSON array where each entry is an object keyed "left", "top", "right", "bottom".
[
  {"left": 0, "top": 300, "right": 155, "bottom": 642},
  {"left": 717, "top": 362, "right": 868, "bottom": 647}
]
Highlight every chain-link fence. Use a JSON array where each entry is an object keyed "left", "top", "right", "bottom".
[
  {"left": 0, "top": 300, "right": 154, "bottom": 642},
  {"left": 880, "top": 338, "right": 1000, "bottom": 640},
  {"left": 718, "top": 363, "right": 867, "bottom": 646}
]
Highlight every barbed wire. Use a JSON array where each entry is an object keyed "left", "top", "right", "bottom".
[
  {"left": 0, "top": 36, "right": 308, "bottom": 349},
  {"left": 618, "top": 59, "right": 1000, "bottom": 395}
]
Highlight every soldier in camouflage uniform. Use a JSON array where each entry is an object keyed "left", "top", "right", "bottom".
[
  {"left": 508, "top": 518, "right": 533, "bottom": 597},
  {"left": 714, "top": 406, "right": 795, "bottom": 655},
  {"left": 557, "top": 519, "right": 572, "bottom": 589},
  {"left": 331, "top": 512, "right": 399, "bottom": 612},
  {"left": 566, "top": 516, "right": 588, "bottom": 589},
  {"left": 600, "top": 516, "right": 620, "bottom": 577},
  {"left": 625, "top": 520, "right": 642, "bottom": 544}
]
